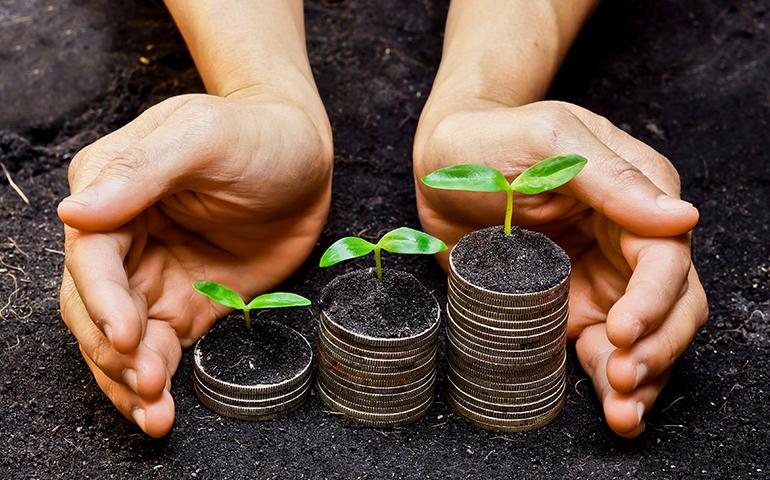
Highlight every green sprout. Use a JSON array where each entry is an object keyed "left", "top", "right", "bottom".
[
  {"left": 420, "top": 154, "right": 588, "bottom": 235},
  {"left": 319, "top": 227, "right": 447, "bottom": 281},
  {"left": 192, "top": 281, "right": 310, "bottom": 330}
]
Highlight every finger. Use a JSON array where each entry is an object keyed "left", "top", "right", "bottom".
[
  {"left": 606, "top": 235, "right": 691, "bottom": 348},
  {"left": 61, "top": 270, "right": 167, "bottom": 399},
  {"left": 559, "top": 120, "right": 699, "bottom": 237},
  {"left": 82, "top": 353, "right": 175, "bottom": 438},
  {"left": 575, "top": 323, "right": 667, "bottom": 438},
  {"left": 142, "top": 320, "right": 183, "bottom": 378},
  {"left": 607, "top": 268, "right": 708, "bottom": 393},
  {"left": 58, "top": 97, "right": 224, "bottom": 231},
  {"left": 64, "top": 227, "right": 144, "bottom": 353}
]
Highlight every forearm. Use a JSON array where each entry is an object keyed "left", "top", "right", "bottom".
[
  {"left": 164, "top": 0, "right": 327, "bottom": 125},
  {"left": 424, "top": 0, "right": 597, "bottom": 119}
]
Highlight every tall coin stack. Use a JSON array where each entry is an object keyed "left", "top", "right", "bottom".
[
  {"left": 193, "top": 322, "right": 313, "bottom": 421},
  {"left": 446, "top": 258, "right": 569, "bottom": 432},
  {"left": 316, "top": 309, "right": 440, "bottom": 427}
]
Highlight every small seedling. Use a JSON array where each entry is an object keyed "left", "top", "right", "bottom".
[
  {"left": 420, "top": 154, "right": 587, "bottom": 235},
  {"left": 320, "top": 227, "right": 447, "bottom": 280},
  {"left": 192, "top": 281, "right": 311, "bottom": 330}
]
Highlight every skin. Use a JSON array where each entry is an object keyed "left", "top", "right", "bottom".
[
  {"left": 59, "top": 0, "right": 331, "bottom": 437},
  {"left": 414, "top": 0, "right": 708, "bottom": 438}
]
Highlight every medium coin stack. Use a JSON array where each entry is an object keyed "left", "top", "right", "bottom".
[
  {"left": 316, "top": 309, "right": 440, "bottom": 427},
  {"left": 446, "top": 258, "right": 569, "bottom": 432},
  {"left": 193, "top": 322, "right": 313, "bottom": 421}
]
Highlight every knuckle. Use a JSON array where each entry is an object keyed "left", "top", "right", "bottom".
[
  {"left": 422, "top": 112, "right": 466, "bottom": 169},
  {"left": 104, "top": 145, "right": 150, "bottom": 180},
  {"left": 609, "top": 161, "right": 645, "bottom": 191},
  {"left": 179, "top": 96, "right": 220, "bottom": 129}
]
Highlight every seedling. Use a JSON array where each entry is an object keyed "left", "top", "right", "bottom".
[
  {"left": 421, "top": 154, "right": 587, "bottom": 235},
  {"left": 192, "top": 281, "right": 311, "bottom": 330},
  {"left": 320, "top": 227, "right": 447, "bottom": 281}
]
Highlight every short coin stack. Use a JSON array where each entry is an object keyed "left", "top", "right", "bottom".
[
  {"left": 316, "top": 309, "right": 440, "bottom": 427},
  {"left": 446, "top": 258, "right": 569, "bottom": 432},
  {"left": 193, "top": 321, "right": 313, "bottom": 421}
]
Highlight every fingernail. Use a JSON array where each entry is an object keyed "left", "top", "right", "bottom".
[
  {"left": 60, "top": 187, "right": 97, "bottom": 207},
  {"left": 656, "top": 194, "right": 693, "bottom": 211},
  {"left": 103, "top": 324, "right": 113, "bottom": 344},
  {"left": 123, "top": 368, "right": 138, "bottom": 392},
  {"left": 634, "top": 363, "right": 648, "bottom": 388},
  {"left": 132, "top": 407, "right": 146, "bottom": 430},
  {"left": 636, "top": 401, "right": 645, "bottom": 423}
]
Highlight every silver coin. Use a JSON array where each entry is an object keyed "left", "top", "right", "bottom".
[
  {"left": 446, "top": 311, "right": 567, "bottom": 351},
  {"left": 447, "top": 371, "right": 565, "bottom": 404},
  {"left": 318, "top": 319, "right": 435, "bottom": 360},
  {"left": 320, "top": 298, "right": 441, "bottom": 349},
  {"left": 317, "top": 381, "right": 433, "bottom": 427},
  {"left": 446, "top": 305, "right": 567, "bottom": 344},
  {"left": 447, "top": 332, "right": 566, "bottom": 367},
  {"left": 318, "top": 376, "right": 434, "bottom": 414},
  {"left": 318, "top": 365, "right": 436, "bottom": 396},
  {"left": 447, "top": 349, "right": 566, "bottom": 383},
  {"left": 318, "top": 348, "right": 436, "bottom": 387},
  {"left": 448, "top": 253, "right": 570, "bottom": 304},
  {"left": 448, "top": 377, "right": 565, "bottom": 415},
  {"left": 193, "top": 323, "right": 313, "bottom": 397},
  {"left": 446, "top": 326, "right": 566, "bottom": 362},
  {"left": 447, "top": 392, "right": 564, "bottom": 432},
  {"left": 447, "top": 359, "right": 565, "bottom": 394},
  {"left": 318, "top": 369, "right": 436, "bottom": 408},
  {"left": 193, "top": 369, "right": 311, "bottom": 406},
  {"left": 447, "top": 279, "right": 568, "bottom": 313},
  {"left": 318, "top": 329, "right": 436, "bottom": 370},
  {"left": 193, "top": 378, "right": 310, "bottom": 421},
  {"left": 446, "top": 293, "right": 569, "bottom": 326}
]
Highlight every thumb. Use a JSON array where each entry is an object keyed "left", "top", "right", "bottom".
[{"left": 58, "top": 147, "right": 173, "bottom": 231}]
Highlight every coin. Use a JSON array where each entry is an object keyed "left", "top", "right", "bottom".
[
  {"left": 447, "top": 285, "right": 568, "bottom": 317},
  {"left": 448, "top": 377, "right": 565, "bottom": 414},
  {"left": 318, "top": 319, "right": 434, "bottom": 360},
  {"left": 320, "top": 303, "right": 441, "bottom": 350},
  {"left": 318, "top": 348, "right": 436, "bottom": 387},
  {"left": 318, "top": 376, "right": 433, "bottom": 414},
  {"left": 447, "top": 332, "right": 565, "bottom": 367},
  {"left": 447, "top": 323, "right": 566, "bottom": 361},
  {"left": 446, "top": 310, "right": 567, "bottom": 350},
  {"left": 318, "top": 369, "right": 436, "bottom": 408},
  {"left": 446, "top": 393, "right": 564, "bottom": 432},
  {"left": 448, "top": 261, "right": 570, "bottom": 305},
  {"left": 447, "top": 358, "right": 565, "bottom": 394},
  {"left": 193, "top": 328, "right": 313, "bottom": 397},
  {"left": 318, "top": 329, "right": 435, "bottom": 370},
  {"left": 193, "top": 370, "right": 311, "bottom": 406},
  {"left": 193, "top": 378, "right": 310, "bottom": 421},
  {"left": 317, "top": 382, "right": 433, "bottom": 427},
  {"left": 446, "top": 293, "right": 568, "bottom": 326},
  {"left": 447, "top": 349, "right": 566, "bottom": 384},
  {"left": 319, "top": 365, "right": 436, "bottom": 396},
  {"left": 446, "top": 372, "right": 564, "bottom": 404}
]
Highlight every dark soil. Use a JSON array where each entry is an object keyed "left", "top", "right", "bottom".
[
  {"left": 321, "top": 269, "right": 438, "bottom": 338},
  {"left": 1, "top": 1, "right": 768, "bottom": 479},
  {"left": 196, "top": 317, "right": 311, "bottom": 385},
  {"left": 451, "top": 226, "right": 570, "bottom": 293}
]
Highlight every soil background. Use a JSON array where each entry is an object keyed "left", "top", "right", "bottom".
[{"left": 1, "top": 1, "right": 768, "bottom": 479}]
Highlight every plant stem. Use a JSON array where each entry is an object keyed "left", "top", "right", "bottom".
[
  {"left": 504, "top": 188, "right": 513, "bottom": 235},
  {"left": 243, "top": 309, "right": 252, "bottom": 331},
  {"left": 374, "top": 246, "right": 382, "bottom": 281}
]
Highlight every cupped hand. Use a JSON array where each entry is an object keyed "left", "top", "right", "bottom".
[
  {"left": 414, "top": 99, "right": 708, "bottom": 438},
  {"left": 59, "top": 91, "right": 333, "bottom": 437}
]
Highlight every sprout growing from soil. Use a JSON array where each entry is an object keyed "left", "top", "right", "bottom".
[
  {"left": 319, "top": 227, "right": 447, "bottom": 281},
  {"left": 192, "top": 281, "right": 311, "bottom": 331},
  {"left": 421, "top": 154, "right": 587, "bottom": 235}
]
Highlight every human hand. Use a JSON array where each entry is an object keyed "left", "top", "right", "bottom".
[
  {"left": 414, "top": 99, "right": 708, "bottom": 438},
  {"left": 59, "top": 90, "right": 332, "bottom": 437}
]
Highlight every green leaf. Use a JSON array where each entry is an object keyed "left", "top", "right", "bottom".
[
  {"left": 378, "top": 227, "right": 447, "bottom": 255},
  {"left": 421, "top": 164, "right": 510, "bottom": 192},
  {"left": 510, "top": 154, "right": 587, "bottom": 195},
  {"left": 245, "top": 292, "right": 311, "bottom": 310},
  {"left": 192, "top": 281, "right": 246, "bottom": 310},
  {"left": 319, "top": 237, "right": 376, "bottom": 267}
]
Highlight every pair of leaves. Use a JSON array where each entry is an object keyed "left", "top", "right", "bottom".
[
  {"left": 192, "top": 281, "right": 310, "bottom": 311},
  {"left": 420, "top": 154, "right": 587, "bottom": 195},
  {"left": 319, "top": 227, "right": 447, "bottom": 268}
]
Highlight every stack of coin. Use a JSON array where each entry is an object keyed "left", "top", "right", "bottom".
[
  {"left": 446, "top": 255, "right": 569, "bottom": 432},
  {"left": 193, "top": 321, "right": 313, "bottom": 421},
  {"left": 316, "top": 308, "right": 440, "bottom": 427}
]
